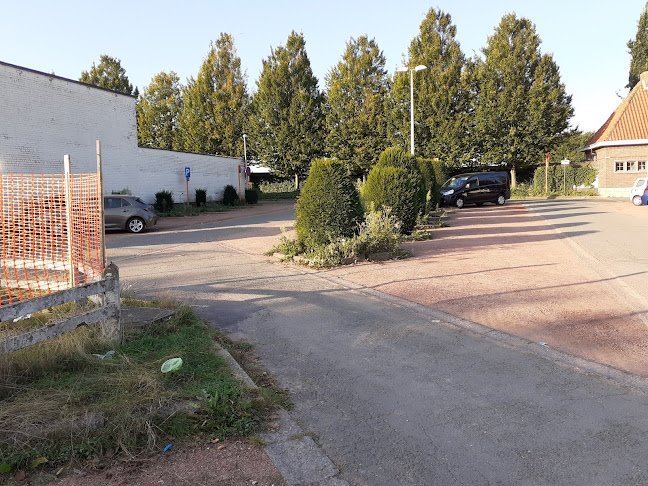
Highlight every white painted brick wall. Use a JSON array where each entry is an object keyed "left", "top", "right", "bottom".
[{"left": 0, "top": 61, "right": 245, "bottom": 203}]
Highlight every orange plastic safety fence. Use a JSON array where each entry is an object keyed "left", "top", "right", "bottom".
[{"left": 0, "top": 173, "right": 104, "bottom": 306}]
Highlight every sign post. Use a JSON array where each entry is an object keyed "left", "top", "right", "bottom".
[
  {"left": 545, "top": 152, "right": 550, "bottom": 193},
  {"left": 560, "top": 159, "right": 570, "bottom": 196},
  {"left": 185, "top": 167, "right": 190, "bottom": 204}
]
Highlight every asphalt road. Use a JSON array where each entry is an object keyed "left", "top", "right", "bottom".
[
  {"left": 523, "top": 198, "right": 648, "bottom": 328},
  {"left": 107, "top": 200, "right": 648, "bottom": 486}
]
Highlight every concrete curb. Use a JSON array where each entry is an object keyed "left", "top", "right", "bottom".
[{"left": 213, "top": 341, "right": 349, "bottom": 486}]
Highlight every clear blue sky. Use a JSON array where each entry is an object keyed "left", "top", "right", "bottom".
[{"left": 2, "top": 0, "right": 646, "bottom": 133}]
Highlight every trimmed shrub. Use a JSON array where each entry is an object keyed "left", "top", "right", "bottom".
[
  {"left": 295, "top": 159, "right": 363, "bottom": 249},
  {"left": 223, "top": 185, "right": 238, "bottom": 206},
  {"left": 363, "top": 148, "right": 426, "bottom": 233},
  {"left": 154, "top": 190, "right": 174, "bottom": 213},
  {"left": 245, "top": 187, "right": 259, "bottom": 204},
  {"left": 195, "top": 188, "right": 207, "bottom": 207}
]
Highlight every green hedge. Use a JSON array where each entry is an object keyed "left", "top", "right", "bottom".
[
  {"left": 295, "top": 159, "right": 363, "bottom": 249},
  {"left": 532, "top": 165, "right": 598, "bottom": 194}
]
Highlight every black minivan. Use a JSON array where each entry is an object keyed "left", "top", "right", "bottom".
[{"left": 440, "top": 171, "right": 510, "bottom": 208}]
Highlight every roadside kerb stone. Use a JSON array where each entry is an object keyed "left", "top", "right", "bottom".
[{"left": 216, "top": 347, "right": 348, "bottom": 486}]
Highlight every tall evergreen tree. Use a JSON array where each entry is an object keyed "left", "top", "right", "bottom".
[
  {"left": 136, "top": 71, "right": 183, "bottom": 150},
  {"left": 249, "top": 31, "right": 325, "bottom": 188},
  {"left": 178, "top": 33, "right": 249, "bottom": 156},
  {"left": 474, "top": 14, "right": 573, "bottom": 185},
  {"left": 325, "top": 36, "right": 389, "bottom": 178},
  {"left": 80, "top": 55, "right": 135, "bottom": 95},
  {"left": 389, "top": 8, "right": 472, "bottom": 165},
  {"left": 628, "top": 2, "right": 648, "bottom": 88}
]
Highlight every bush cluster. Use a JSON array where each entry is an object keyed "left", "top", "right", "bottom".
[{"left": 270, "top": 147, "right": 449, "bottom": 268}]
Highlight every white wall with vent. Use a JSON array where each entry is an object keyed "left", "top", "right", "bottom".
[{"left": 0, "top": 61, "right": 245, "bottom": 203}]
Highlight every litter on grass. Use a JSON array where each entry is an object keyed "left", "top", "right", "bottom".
[{"left": 161, "top": 357, "right": 183, "bottom": 373}]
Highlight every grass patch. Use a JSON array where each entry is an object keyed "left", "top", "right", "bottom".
[{"left": 0, "top": 305, "right": 284, "bottom": 475}]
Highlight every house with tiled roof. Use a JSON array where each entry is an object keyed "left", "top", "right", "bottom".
[{"left": 581, "top": 71, "right": 648, "bottom": 196}]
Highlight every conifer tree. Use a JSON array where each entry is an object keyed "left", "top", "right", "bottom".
[
  {"left": 628, "top": 2, "right": 648, "bottom": 88},
  {"left": 325, "top": 36, "right": 389, "bottom": 178},
  {"left": 80, "top": 55, "right": 135, "bottom": 95},
  {"left": 178, "top": 33, "right": 249, "bottom": 156},
  {"left": 136, "top": 71, "right": 183, "bottom": 150},
  {"left": 474, "top": 14, "right": 573, "bottom": 185},
  {"left": 249, "top": 31, "right": 325, "bottom": 188},
  {"left": 389, "top": 8, "right": 472, "bottom": 165}
]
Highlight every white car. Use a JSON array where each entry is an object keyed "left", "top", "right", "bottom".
[{"left": 631, "top": 177, "right": 648, "bottom": 206}]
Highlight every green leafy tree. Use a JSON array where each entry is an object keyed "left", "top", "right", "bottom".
[
  {"left": 325, "top": 36, "right": 389, "bottom": 177},
  {"left": 389, "top": 8, "right": 473, "bottom": 165},
  {"left": 549, "top": 130, "right": 594, "bottom": 164},
  {"left": 473, "top": 14, "right": 573, "bottom": 186},
  {"left": 178, "top": 33, "right": 249, "bottom": 156},
  {"left": 136, "top": 71, "right": 183, "bottom": 150},
  {"left": 249, "top": 31, "right": 325, "bottom": 188},
  {"left": 628, "top": 2, "right": 648, "bottom": 88},
  {"left": 80, "top": 55, "right": 135, "bottom": 95}
]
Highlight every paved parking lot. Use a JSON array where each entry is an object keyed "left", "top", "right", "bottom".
[{"left": 325, "top": 198, "right": 648, "bottom": 376}]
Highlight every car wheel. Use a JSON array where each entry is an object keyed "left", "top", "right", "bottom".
[
  {"left": 456, "top": 198, "right": 465, "bottom": 209},
  {"left": 496, "top": 195, "right": 506, "bottom": 206},
  {"left": 633, "top": 195, "right": 643, "bottom": 206},
  {"left": 127, "top": 217, "right": 145, "bottom": 233}
]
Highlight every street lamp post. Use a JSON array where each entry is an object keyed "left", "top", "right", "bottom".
[
  {"left": 243, "top": 134, "right": 249, "bottom": 189},
  {"left": 396, "top": 64, "right": 427, "bottom": 155}
]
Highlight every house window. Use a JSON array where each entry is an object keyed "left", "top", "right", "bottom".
[{"left": 614, "top": 160, "right": 647, "bottom": 172}]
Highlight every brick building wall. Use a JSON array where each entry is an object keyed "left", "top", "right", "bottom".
[
  {"left": 0, "top": 61, "right": 245, "bottom": 203},
  {"left": 593, "top": 145, "right": 648, "bottom": 197}
]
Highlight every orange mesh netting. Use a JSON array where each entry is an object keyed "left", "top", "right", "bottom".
[{"left": 0, "top": 173, "right": 104, "bottom": 306}]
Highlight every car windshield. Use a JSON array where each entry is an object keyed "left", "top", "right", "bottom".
[{"left": 442, "top": 176, "right": 469, "bottom": 189}]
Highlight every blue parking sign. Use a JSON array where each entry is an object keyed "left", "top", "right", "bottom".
[{"left": 185, "top": 167, "right": 190, "bottom": 179}]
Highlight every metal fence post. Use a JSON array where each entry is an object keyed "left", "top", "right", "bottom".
[{"left": 100, "top": 262, "right": 122, "bottom": 344}]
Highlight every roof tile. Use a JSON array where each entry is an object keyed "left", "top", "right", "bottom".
[{"left": 586, "top": 76, "right": 648, "bottom": 146}]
